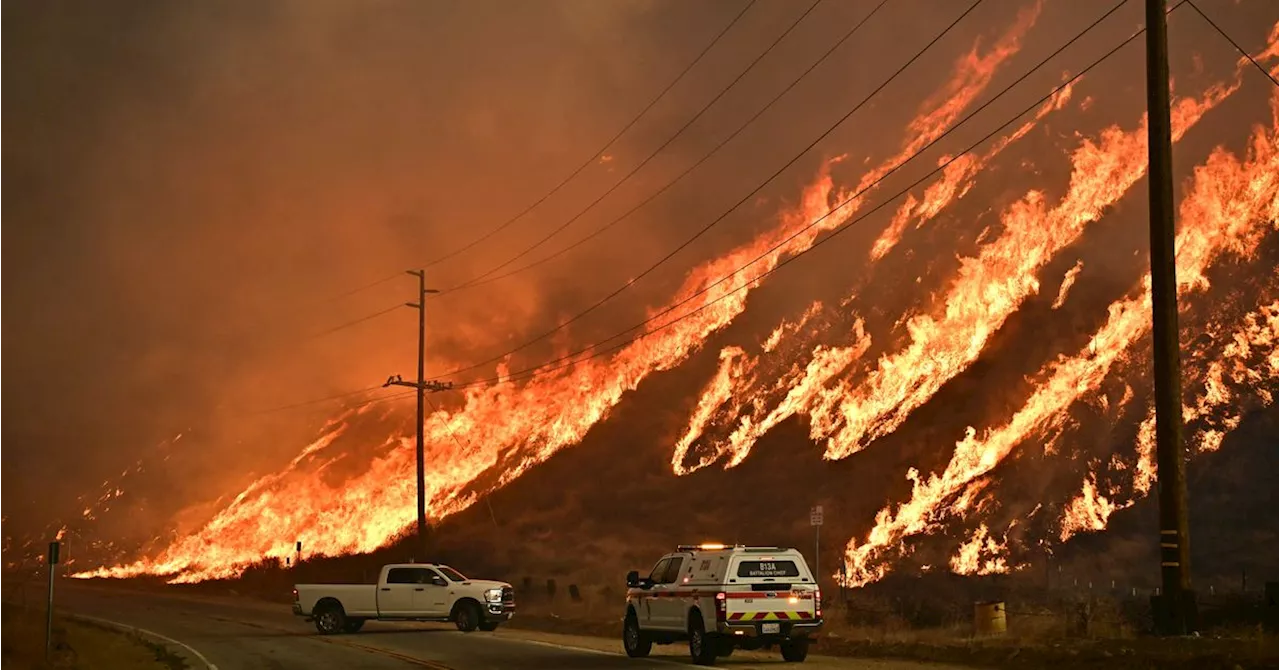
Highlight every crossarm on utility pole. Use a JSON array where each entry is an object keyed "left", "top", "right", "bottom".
[{"left": 384, "top": 376, "right": 453, "bottom": 393}]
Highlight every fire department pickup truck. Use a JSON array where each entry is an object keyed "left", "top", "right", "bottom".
[
  {"left": 292, "top": 563, "right": 515, "bottom": 635},
  {"left": 622, "top": 544, "right": 822, "bottom": 665}
]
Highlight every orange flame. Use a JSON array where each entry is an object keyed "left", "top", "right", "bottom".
[
  {"left": 1051, "top": 260, "right": 1084, "bottom": 310},
  {"left": 822, "top": 77, "right": 1241, "bottom": 461},
  {"left": 675, "top": 21, "right": 1067, "bottom": 473},
  {"left": 1060, "top": 293, "right": 1278, "bottom": 542},
  {"left": 78, "top": 17, "right": 1039, "bottom": 581},
  {"left": 870, "top": 82, "right": 1075, "bottom": 261},
  {"left": 690, "top": 76, "right": 1240, "bottom": 475},
  {"left": 1058, "top": 475, "right": 1119, "bottom": 541},
  {"left": 841, "top": 86, "right": 1277, "bottom": 587},
  {"left": 949, "top": 523, "right": 1013, "bottom": 576}
]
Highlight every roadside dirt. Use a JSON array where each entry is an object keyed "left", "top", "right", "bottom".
[{"left": 1, "top": 602, "right": 185, "bottom": 670}]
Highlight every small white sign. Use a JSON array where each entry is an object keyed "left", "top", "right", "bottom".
[{"left": 810, "top": 505, "right": 824, "bottom": 526}]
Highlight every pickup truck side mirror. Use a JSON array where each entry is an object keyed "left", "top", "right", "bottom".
[
  {"left": 626, "top": 570, "right": 640, "bottom": 588},
  {"left": 430, "top": 575, "right": 448, "bottom": 587}
]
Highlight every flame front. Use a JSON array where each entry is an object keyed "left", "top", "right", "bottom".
[
  {"left": 677, "top": 72, "right": 1240, "bottom": 474},
  {"left": 66, "top": 13, "right": 1279, "bottom": 587},
  {"left": 840, "top": 85, "right": 1277, "bottom": 586}
]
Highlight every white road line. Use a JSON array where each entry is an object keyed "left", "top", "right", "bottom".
[
  {"left": 495, "top": 636, "right": 684, "bottom": 665},
  {"left": 67, "top": 613, "right": 219, "bottom": 670}
]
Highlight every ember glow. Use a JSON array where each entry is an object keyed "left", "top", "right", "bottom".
[{"left": 58, "top": 9, "right": 1278, "bottom": 589}]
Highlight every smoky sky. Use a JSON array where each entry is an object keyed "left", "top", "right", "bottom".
[{"left": 3, "top": 0, "right": 1274, "bottom": 545}]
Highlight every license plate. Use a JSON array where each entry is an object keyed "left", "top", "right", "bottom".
[{"left": 761, "top": 622, "right": 780, "bottom": 634}]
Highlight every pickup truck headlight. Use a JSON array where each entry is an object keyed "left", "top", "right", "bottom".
[{"left": 485, "top": 588, "right": 503, "bottom": 603}]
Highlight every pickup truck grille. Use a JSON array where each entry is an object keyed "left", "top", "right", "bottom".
[{"left": 502, "top": 586, "right": 516, "bottom": 609}]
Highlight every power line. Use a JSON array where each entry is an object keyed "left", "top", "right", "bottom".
[
  {"left": 300, "top": 303, "right": 405, "bottom": 341},
  {"left": 439, "top": 0, "right": 894, "bottom": 296},
  {"left": 246, "top": 0, "right": 1174, "bottom": 414},
  {"left": 256, "top": 1, "right": 755, "bottom": 317},
  {"left": 419, "top": 0, "right": 758, "bottom": 271},
  {"left": 430, "top": 0, "right": 982, "bottom": 382},
  {"left": 1186, "top": 0, "right": 1279, "bottom": 86},
  {"left": 446, "top": 0, "right": 827, "bottom": 291},
  {"left": 311, "top": 273, "right": 403, "bottom": 304},
  {"left": 441, "top": 0, "right": 1150, "bottom": 391},
  {"left": 246, "top": 385, "right": 389, "bottom": 415},
  {"left": 248, "top": 386, "right": 420, "bottom": 416}
]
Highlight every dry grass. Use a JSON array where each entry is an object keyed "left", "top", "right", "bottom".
[{"left": 0, "top": 603, "right": 186, "bottom": 670}]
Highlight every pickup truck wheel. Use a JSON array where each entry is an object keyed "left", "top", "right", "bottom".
[
  {"left": 477, "top": 621, "right": 500, "bottom": 632},
  {"left": 780, "top": 639, "right": 809, "bottom": 662},
  {"left": 342, "top": 618, "right": 365, "bottom": 633},
  {"left": 622, "top": 614, "right": 651, "bottom": 658},
  {"left": 314, "top": 604, "right": 346, "bottom": 636},
  {"left": 688, "top": 616, "right": 717, "bottom": 666},
  {"left": 454, "top": 601, "right": 481, "bottom": 632}
]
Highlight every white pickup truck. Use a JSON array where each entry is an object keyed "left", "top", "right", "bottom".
[{"left": 292, "top": 563, "right": 515, "bottom": 635}]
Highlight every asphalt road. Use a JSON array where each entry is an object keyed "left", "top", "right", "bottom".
[{"left": 45, "top": 582, "right": 957, "bottom": 670}]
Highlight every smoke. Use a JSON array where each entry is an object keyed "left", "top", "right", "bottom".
[
  {"left": 5, "top": 0, "right": 1277, "bottom": 583},
  {"left": 2, "top": 0, "right": 819, "bottom": 538},
  {"left": 0, "top": 0, "right": 1001, "bottom": 538}
]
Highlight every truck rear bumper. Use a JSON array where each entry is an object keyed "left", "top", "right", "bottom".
[
  {"left": 292, "top": 602, "right": 305, "bottom": 617},
  {"left": 717, "top": 619, "right": 822, "bottom": 640}
]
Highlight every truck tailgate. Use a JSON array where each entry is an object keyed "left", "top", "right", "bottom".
[{"left": 724, "top": 586, "right": 818, "bottom": 626}]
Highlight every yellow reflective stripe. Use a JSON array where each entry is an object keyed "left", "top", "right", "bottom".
[{"left": 734, "top": 611, "right": 809, "bottom": 621}]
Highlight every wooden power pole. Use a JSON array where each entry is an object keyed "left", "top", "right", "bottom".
[
  {"left": 1144, "top": 0, "right": 1193, "bottom": 635},
  {"left": 386, "top": 269, "right": 452, "bottom": 561}
]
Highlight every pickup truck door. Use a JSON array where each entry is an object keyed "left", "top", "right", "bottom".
[
  {"left": 639, "top": 558, "right": 670, "bottom": 629},
  {"left": 381, "top": 567, "right": 425, "bottom": 617},
  {"left": 652, "top": 556, "right": 686, "bottom": 630},
  {"left": 417, "top": 569, "right": 451, "bottom": 617}
]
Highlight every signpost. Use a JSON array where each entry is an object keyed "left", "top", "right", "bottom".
[
  {"left": 810, "top": 505, "right": 823, "bottom": 593},
  {"left": 46, "top": 541, "right": 60, "bottom": 659}
]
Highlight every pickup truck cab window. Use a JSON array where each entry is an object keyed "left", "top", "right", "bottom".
[
  {"left": 387, "top": 567, "right": 432, "bottom": 584},
  {"left": 662, "top": 557, "right": 685, "bottom": 584},
  {"left": 438, "top": 566, "right": 467, "bottom": 582},
  {"left": 647, "top": 558, "right": 671, "bottom": 584}
]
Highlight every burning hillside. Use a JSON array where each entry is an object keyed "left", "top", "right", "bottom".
[{"left": 13, "top": 6, "right": 1275, "bottom": 591}]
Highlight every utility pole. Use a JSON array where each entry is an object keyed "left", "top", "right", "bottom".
[
  {"left": 810, "top": 505, "right": 823, "bottom": 594},
  {"left": 386, "top": 269, "right": 453, "bottom": 560},
  {"left": 1144, "top": 0, "right": 1193, "bottom": 635},
  {"left": 46, "top": 541, "right": 59, "bottom": 660}
]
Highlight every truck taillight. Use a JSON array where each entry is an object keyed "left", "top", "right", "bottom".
[
  {"left": 292, "top": 588, "right": 298, "bottom": 602},
  {"left": 715, "top": 592, "right": 727, "bottom": 623},
  {"left": 815, "top": 588, "right": 821, "bottom": 618}
]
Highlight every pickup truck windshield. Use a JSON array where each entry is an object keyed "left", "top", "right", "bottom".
[{"left": 438, "top": 566, "right": 467, "bottom": 582}]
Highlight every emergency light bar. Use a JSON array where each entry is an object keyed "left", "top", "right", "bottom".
[
  {"left": 676, "top": 543, "right": 731, "bottom": 552},
  {"left": 675, "top": 543, "right": 785, "bottom": 552}
]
